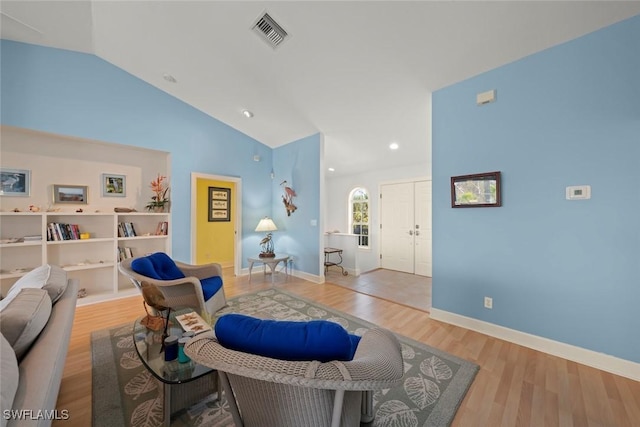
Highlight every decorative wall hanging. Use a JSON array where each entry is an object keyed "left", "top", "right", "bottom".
[
  {"left": 0, "top": 168, "right": 30, "bottom": 196},
  {"left": 53, "top": 184, "right": 88, "bottom": 204},
  {"left": 102, "top": 173, "right": 126, "bottom": 197},
  {"left": 280, "top": 180, "right": 297, "bottom": 216},
  {"left": 208, "top": 187, "right": 231, "bottom": 221},
  {"left": 451, "top": 171, "right": 501, "bottom": 208}
]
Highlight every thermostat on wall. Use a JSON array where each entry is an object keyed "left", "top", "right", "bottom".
[{"left": 566, "top": 185, "right": 591, "bottom": 200}]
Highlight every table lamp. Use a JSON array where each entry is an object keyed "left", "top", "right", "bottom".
[{"left": 255, "top": 217, "right": 277, "bottom": 258}]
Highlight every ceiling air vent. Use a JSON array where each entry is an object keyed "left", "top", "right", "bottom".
[{"left": 252, "top": 13, "right": 288, "bottom": 49}]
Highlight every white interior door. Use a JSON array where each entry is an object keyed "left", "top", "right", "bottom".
[
  {"left": 381, "top": 182, "right": 415, "bottom": 273},
  {"left": 380, "top": 180, "right": 432, "bottom": 276},
  {"left": 414, "top": 180, "right": 432, "bottom": 276}
]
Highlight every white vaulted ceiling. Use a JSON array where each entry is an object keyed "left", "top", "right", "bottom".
[{"left": 2, "top": 1, "right": 639, "bottom": 176}]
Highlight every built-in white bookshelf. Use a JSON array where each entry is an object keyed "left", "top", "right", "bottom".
[
  {"left": 0, "top": 211, "right": 170, "bottom": 305},
  {"left": 1, "top": 125, "right": 171, "bottom": 305}
]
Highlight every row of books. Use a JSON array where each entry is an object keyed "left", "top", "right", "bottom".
[
  {"left": 119, "top": 222, "right": 169, "bottom": 237},
  {"left": 47, "top": 223, "right": 81, "bottom": 241},
  {"left": 118, "top": 222, "right": 138, "bottom": 238},
  {"left": 45, "top": 221, "right": 167, "bottom": 241},
  {"left": 117, "top": 246, "right": 134, "bottom": 262}
]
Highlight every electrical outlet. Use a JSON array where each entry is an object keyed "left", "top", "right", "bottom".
[{"left": 484, "top": 296, "right": 493, "bottom": 309}]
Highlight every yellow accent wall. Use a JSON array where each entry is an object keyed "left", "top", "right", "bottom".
[{"left": 196, "top": 179, "right": 235, "bottom": 266}]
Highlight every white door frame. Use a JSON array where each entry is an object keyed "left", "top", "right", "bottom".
[{"left": 190, "top": 172, "right": 242, "bottom": 276}]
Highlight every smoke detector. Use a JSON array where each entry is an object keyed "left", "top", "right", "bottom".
[{"left": 252, "top": 12, "right": 288, "bottom": 49}]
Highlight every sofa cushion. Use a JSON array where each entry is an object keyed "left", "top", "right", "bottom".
[
  {"left": 1, "top": 333, "right": 19, "bottom": 427},
  {"left": 0, "top": 264, "right": 67, "bottom": 309},
  {"left": 215, "top": 313, "right": 361, "bottom": 362},
  {"left": 131, "top": 252, "right": 185, "bottom": 281},
  {"left": 0, "top": 288, "right": 52, "bottom": 360}
]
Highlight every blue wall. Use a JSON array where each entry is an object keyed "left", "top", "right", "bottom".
[
  {"left": 432, "top": 15, "right": 640, "bottom": 363},
  {"left": 1, "top": 40, "right": 322, "bottom": 269},
  {"left": 272, "top": 134, "right": 322, "bottom": 275}
]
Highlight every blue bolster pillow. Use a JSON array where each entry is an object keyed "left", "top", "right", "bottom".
[{"left": 215, "top": 313, "right": 361, "bottom": 362}]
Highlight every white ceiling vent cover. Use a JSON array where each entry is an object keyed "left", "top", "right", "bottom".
[{"left": 252, "top": 13, "right": 288, "bottom": 49}]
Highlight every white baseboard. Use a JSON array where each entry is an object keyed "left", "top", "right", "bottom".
[
  {"left": 292, "top": 270, "right": 324, "bottom": 284},
  {"left": 76, "top": 288, "right": 139, "bottom": 306},
  {"left": 348, "top": 267, "right": 360, "bottom": 277},
  {"left": 219, "top": 261, "right": 234, "bottom": 269},
  {"left": 430, "top": 308, "right": 640, "bottom": 382},
  {"left": 325, "top": 267, "right": 360, "bottom": 277}
]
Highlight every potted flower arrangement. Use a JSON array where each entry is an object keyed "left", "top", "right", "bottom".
[{"left": 145, "top": 174, "right": 170, "bottom": 212}]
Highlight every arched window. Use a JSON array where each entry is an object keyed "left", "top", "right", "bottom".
[{"left": 349, "top": 187, "right": 369, "bottom": 248}]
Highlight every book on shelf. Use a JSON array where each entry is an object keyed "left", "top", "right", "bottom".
[
  {"left": 155, "top": 221, "right": 169, "bottom": 236},
  {"left": 118, "top": 222, "right": 138, "bottom": 238},
  {"left": 118, "top": 246, "right": 134, "bottom": 262}
]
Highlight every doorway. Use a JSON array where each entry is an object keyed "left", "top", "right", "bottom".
[
  {"left": 380, "top": 180, "right": 432, "bottom": 276},
  {"left": 190, "top": 173, "right": 242, "bottom": 276}
]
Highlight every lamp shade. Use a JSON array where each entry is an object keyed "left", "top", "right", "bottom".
[{"left": 255, "top": 217, "right": 277, "bottom": 232}]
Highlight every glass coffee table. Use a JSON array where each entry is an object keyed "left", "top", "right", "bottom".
[{"left": 132, "top": 308, "right": 219, "bottom": 427}]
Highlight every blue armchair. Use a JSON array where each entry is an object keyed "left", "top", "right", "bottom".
[{"left": 118, "top": 252, "right": 227, "bottom": 316}]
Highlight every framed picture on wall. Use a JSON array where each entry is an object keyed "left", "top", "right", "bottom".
[
  {"left": 208, "top": 187, "right": 231, "bottom": 221},
  {"left": 53, "top": 184, "right": 88, "bottom": 204},
  {"left": 0, "top": 168, "right": 30, "bottom": 196},
  {"left": 102, "top": 173, "right": 126, "bottom": 197},
  {"left": 451, "top": 171, "right": 501, "bottom": 208}
]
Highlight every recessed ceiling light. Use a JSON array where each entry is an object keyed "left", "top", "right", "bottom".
[
  {"left": 328, "top": 167, "right": 335, "bottom": 172},
  {"left": 242, "top": 109, "right": 254, "bottom": 118},
  {"left": 389, "top": 142, "right": 399, "bottom": 150},
  {"left": 163, "top": 73, "right": 177, "bottom": 83}
]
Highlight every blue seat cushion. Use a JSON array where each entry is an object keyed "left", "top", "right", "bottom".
[
  {"left": 201, "top": 276, "right": 223, "bottom": 301},
  {"left": 215, "top": 313, "right": 361, "bottom": 362},
  {"left": 131, "top": 252, "right": 185, "bottom": 280}
]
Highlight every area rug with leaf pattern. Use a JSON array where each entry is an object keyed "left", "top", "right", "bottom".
[{"left": 91, "top": 289, "right": 478, "bottom": 427}]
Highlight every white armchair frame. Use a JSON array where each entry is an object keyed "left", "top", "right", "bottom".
[
  {"left": 185, "top": 327, "right": 404, "bottom": 427},
  {"left": 118, "top": 256, "right": 227, "bottom": 316}
]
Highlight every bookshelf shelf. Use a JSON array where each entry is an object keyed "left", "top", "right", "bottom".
[
  {"left": 0, "top": 241, "right": 42, "bottom": 248},
  {"left": 117, "top": 235, "right": 168, "bottom": 241},
  {"left": 0, "top": 271, "right": 37, "bottom": 280},
  {"left": 0, "top": 211, "right": 170, "bottom": 304},
  {"left": 62, "top": 262, "right": 115, "bottom": 272},
  {"left": 47, "top": 237, "right": 114, "bottom": 245}
]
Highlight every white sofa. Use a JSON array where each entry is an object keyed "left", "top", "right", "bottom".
[{"left": 1, "top": 265, "right": 78, "bottom": 427}]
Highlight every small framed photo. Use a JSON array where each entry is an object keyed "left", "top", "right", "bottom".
[
  {"left": 53, "top": 184, "right": 88, "bottom": 204},
  {"left": 102, "top": 173, "right": 126, "bottom": 197},
  {"left": 0, "top": 168, "right": 31, "bottom": 197},
  {"left": 208, "top": 187, "right": 231, "bottom": 222}
]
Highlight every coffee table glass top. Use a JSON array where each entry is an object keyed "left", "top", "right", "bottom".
[{"left": 133, "top": 308, "right": 213, "bottom": 384}]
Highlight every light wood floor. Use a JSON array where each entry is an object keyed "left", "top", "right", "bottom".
[
  {"left": 54, "top": 270, "right": 640, "bottom": 427},
  {"left": 325, "top": 268, "right": 432, "bottom": 312}
]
